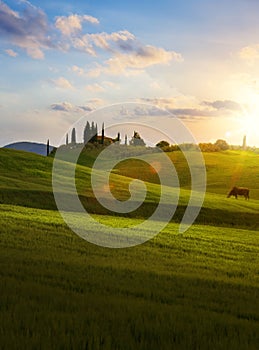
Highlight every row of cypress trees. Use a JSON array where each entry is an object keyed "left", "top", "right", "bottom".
[
  {"left": 64, "top": 123, "right": 145, "bottom": 147},
  {"left": 65, "top": 122, "right": 103, "bottom": 146},
  {"left": 46, "top": 122, "right": 146, "bottom": 155}
]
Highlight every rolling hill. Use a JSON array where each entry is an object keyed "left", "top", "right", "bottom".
[
  {"left": 0, "top": 147, "right": 259, "bottom": 349},
  {"left": 0, "top": 147, "right": 258, "bottom": 229}
]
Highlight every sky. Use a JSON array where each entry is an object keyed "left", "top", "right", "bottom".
[{"left": 1, "top": 0, "right": 259, "bottom": 147}]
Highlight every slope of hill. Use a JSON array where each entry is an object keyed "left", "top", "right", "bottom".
[
  {"left": 62, "top": 146, "right": 259, "bottom": 198},
  {"left": 0, "top": 203, "right": 258, "bottom": 349},
  {"left": 112, "top": 150, "right": 259, "bottom": 197},
  {"left": 0, "top": 148, "right": 258, "bottom": 230},
  {"left": 1, "top": 147, "right": 259, "bottom": 349},
  {"left": 3, "top": 141, "right": 54, "bottom": 156}
]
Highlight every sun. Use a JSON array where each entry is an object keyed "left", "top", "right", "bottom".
[
  {"left": 243, "top": 111, "right": 259, "bottom": 134},
  {"left": 238, "top": 89, "right": 259, "bottom": 138}
]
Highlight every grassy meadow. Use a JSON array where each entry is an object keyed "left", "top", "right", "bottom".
[{"left": 0, "top": 147, "right": 259, "bottom": 349}]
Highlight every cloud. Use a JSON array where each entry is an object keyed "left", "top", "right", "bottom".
[
  {"left": 71, "top": 65, "right": 85, "bottom": 76},
  {"left": 239, "top": 44, "right": 259, "bottom": 62},
  {"left": 84, "top": 30, "right": 135, "bottom": 51},
  {"left": 85, "top": 83, "right": 104, "bottom": 92},
  {"left": 0, "top": 1, "right": 182, "bottom": 79},
  {"left": 68, "top": 30, "right": 135, "bottom": 57},
  {"left": 102, "top": 81, "right": 120, "bottom": 89},
  {"left": 136, "top": 97, "right": 242, "bottom": 120},
  {"left": 78, "top": 105, "right": 93, "bottom": 112},
  {"left": 69, "top": 36, "right": 96, "bottom": 56},
  {"left": 51, "top": 102, "right": 74, "bottom": 111},
  {"left": 0, "top": 1, "right": 52, "bottom": 59},
  {"left": 87, "top": 98, "right": 105, "bottom": 108},
  {"left": 88, "top": 45, "right": 182, "bottom": 77},
  {"left": 110, "top": 45, "right": 181, "bottom": 68},
  {"left": 168, "top": 108, "right": 217, "bottom": 118},
  {"left": 134, "top": 105, "right": 168, "bottom": 117},
  {"left": 138, "top": 97, "right": 197, "bottom": 110},
  {"left": 51, "top": 77, "right": 73, "bottom": 89},
  {"left": 112, "top": 104, "right": 169, "bottom": 121},
  {"left": 5, "top": 49, "right": 18, "bottom": 57},
  {"left": 55, "top": 14, "right": 99, "bottom": 36},
  {"left": 202, "top": 100, "right": 242, "bottom": 111},
  {"left": 51, "top": 102, "right": 92, "bottom": 113},
  {"left": 68, "top": 30, "right": 181, "bottom": 76},
  {"left": 122, "top": 105, "right": 209, "bottom": 119}
]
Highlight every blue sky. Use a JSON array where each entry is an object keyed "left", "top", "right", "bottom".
[{"left": 1, "top": 0, "right": 259, "bottom": 146}]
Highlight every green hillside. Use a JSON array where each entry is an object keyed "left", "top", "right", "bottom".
[
  {"left": 0, "top": 147, "right": 259, "bottom": 349},
  {"left": 0, "top": 204, "right": 259, "bottom": 349},
  {"left": 2, "top": 147, "right": 258, "bottom": 197},
  {"left": 0, "top": 149, "right": 259, "bottom": 229},
  {"left": 113, "top": 150, "right": 259, "bottom": 197},
  {"left": 0, "top": 147, "right": 258, "bottom": 229},
  {"left": 61, "top": 146, "right": 259, "bottom": 196}
]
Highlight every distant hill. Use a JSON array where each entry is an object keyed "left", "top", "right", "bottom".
[{"left": 3, "top": 141, "right": 54, "bottom": 156}]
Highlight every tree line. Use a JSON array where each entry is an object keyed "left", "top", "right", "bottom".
[
  {"left": 156, "top": 139, "right": 230, "bottom": 152},
  {"left": 64, "top": 122, "right": 146, "bottom": 147},
  {"left": 47, "top": 123, "right": 255, "bottom": 156}
]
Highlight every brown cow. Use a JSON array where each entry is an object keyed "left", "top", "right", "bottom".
[{"left": 227, "top": 186, "right": 249, "bottom": 200}]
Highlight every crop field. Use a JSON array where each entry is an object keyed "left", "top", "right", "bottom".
[{"left": 0, "top": 147, "right": 259, "bottom": 349}]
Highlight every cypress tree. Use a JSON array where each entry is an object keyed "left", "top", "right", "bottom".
[
  {"left": 101, "top": 123, "right": 105, "bottom": 144},
  {"left": 91, "top": 121, "right": 95, "bottom": 133},
  {"left": 66, "top": 133, "right": 69, "bottom": 145},
  {"left": 84, "top": 121, "right": 91, "bottom": 144},
  {"left": 95, "top": 123, "right": 98, "bottom": 143},
  {"left": 91, "top": 122, "right": 95, "bottom": 142},
  {"left": 47, "top": 139, "right": 50, "bottom": 156},
  {"left": 71, "top": 128, "right": 76, "bottom": 144}
]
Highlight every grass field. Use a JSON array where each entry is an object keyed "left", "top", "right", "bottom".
[{"left": 0, "top": 147, "right": 259, "bottom": 349}]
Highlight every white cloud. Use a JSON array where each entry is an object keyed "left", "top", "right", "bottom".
[
  {"left": 51, "top": 101, "right": 74, "bottom": 111},
  {"left": 102, "top": 81, "right": 120, "bottom": 89},
  {"left": 5, "top": 49, "right": 18, "bottom": 57},
  {"left": 87, "top": 45, "right": 182, "bottom": 77},
  {"left": 71, "top": 36, "right": 96, "bottom": 56},
  {"left": 51, "top": 77, "right": 74, "bottom": 89},
  {"left": 71, "top": 65, "right": 85, "bottom": 76},
  {"left": 0, "top": 1, "right": 183, "bottom": 79},
  {"left": 85, "top": 83, "right": 104, "bottom": 92},
  {"left": 0, "top": 2, "right": 19, "bottom": 18},
  {"left": 0, "top": 1, "right": 52, "bottom": 59},
  {"left": 27, "top": 46, "right": 45, "bottom": 59},
  {"left": 66, "top": 29, "right": 181, "bottom": 76},
  {"left": 139, "top": 94, "right": 205, "bottom": 110},
  {"left": 86, "top": 98, "right": 106, "bottom": 109},
  {"left": 51, "top": 101, "right": 92, "bottom": 113},
  {"left": 55, "top": 14, "right": 99, "bottom": 36},
  {"left": 202, "top": 100, "right": 242, "bottom": 111},
  {"left": 239, "top": 44, "right": 259, "bottom": 62},
  {"left": 86, "top": 30, "right": 135, "bottom": 50},
  {"left": 137, "top": 97, "right": 242, "bottom": 120}
]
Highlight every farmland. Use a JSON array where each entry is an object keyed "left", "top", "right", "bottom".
[{"left": 0, "top": 147, "right": 259, "bottom": 349}]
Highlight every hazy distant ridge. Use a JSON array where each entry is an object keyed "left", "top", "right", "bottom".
[{"left": 3, "top": 141, "right": 53, "bottom": 156}]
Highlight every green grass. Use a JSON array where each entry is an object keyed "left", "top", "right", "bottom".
[
  {"left": 0, "top": 147, "right": 259, "bottom": 349},
  {"left": 0, "top": 148, "right": 258, "bottom": 229},
  {"left": 0, "top": 204, "right": 259, "bottom": 349},
  {"left": 113, "top": 150, "right": 259, "bottom": 197}
]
